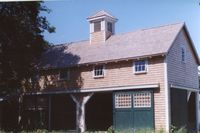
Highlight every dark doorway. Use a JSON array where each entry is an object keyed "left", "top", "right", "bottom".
[
  {"left": 86, "top": 92, "right": 113, "bottom": 131},
  {"left": 187, "top": 92, "right": 196, "bottom": 131},
  {"left": 51, "top": 94, "right": 76, "bottom": 130},
  {"left": 170, "top": 88, "right": 197, "bottom": 131},
  {"left": 171, "top": 89, "right": 188, "bottom": 128}
]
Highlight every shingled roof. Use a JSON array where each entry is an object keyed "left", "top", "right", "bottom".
[{"left": 37, "top": 22, "right": 198, "bottom": 69}]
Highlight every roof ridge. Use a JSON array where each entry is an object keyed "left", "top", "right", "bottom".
[
  {"left": 51, "top": 22, "right": 184, "bottom": 47},
  {"left": 109, "top": 22, "right": 185, "bottom": 38},
  {"left": 141, "top": 22, "right": 184, "bottom": 31}
]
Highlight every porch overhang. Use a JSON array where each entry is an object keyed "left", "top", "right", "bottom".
[
  {"left": 24, "top": 83, "right": 160, "bottom": 95},
  {"left": 170, "top": 84, "right": 199, "bottom": 92}
]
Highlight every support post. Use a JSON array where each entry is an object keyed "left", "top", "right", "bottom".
[
  {"left": 70, "top": 93, "right": 93, "bottom": 133},
  {"left": 48, "top": 95, "right": 51, "bottom": 131}
]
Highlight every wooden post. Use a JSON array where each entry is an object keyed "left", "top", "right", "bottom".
[
  {"left": 70, "top": 93, "right": 93, "bottom": 133},
  {"left": 48, "top": 95, "right": 51, "bottom": 131}
]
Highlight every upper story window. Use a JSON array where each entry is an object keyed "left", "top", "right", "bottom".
[
  {"left": 181, "top": 45, "right": 186, "bottom": 63},
  {"left": 133, "top": 60, "right": 148, "bottom": 74},
  {"left": 94, "top": 21, "right": 101, "bottom": 32},
  {"left": 93, "top": 65, "right": 105, "bottom": 78},
  {"left": 107, "top": 22, "right": 112, "bottom": 33},
  {"left": 59, "top": 69, "right": 70, "bottom": 80}
]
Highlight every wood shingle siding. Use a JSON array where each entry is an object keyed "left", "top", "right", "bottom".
[
  {"left": 35, "top": 56, "right": 168, "bottom": 130},
  {"left": 167, "top": 29, "right": 199, "bottom": 89},
  {"left": 90, "top": 31, "right": 105, "bottom": 44}
]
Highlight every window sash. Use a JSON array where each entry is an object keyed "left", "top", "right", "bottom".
[
  {"left": 94, "top": 65, "right": 104, "bottom": 77},
  {"left": 181, "top": 47, "right": 186, "bottom": 62},
  {"left": 134, "top": 60, "right": 147, "bottom": 73},
  {"left": 107, "top": 22, "right": 112, "bottom": 32},
  {"left": 94, "top": 21, "right": 101, "bottom": 32}
]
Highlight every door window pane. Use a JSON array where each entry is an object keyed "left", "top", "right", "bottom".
[{"left": 115, "top": 93, "right": 132, "bottom": 108}]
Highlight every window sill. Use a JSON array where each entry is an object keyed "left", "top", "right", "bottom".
[
  {"left": 134, "top": 71, "right": 147, "bottom": 75},
  {"left": 93, "top": 75, "right": 104, "bottom": 79}
]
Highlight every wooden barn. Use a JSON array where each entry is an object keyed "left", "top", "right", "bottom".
[{"left": 22, "top": 10, "right": 200, "bottom": 132}]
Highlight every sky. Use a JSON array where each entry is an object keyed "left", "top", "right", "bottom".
[{"left": 42, "top": 0, "right": 200, "bottom": 55}]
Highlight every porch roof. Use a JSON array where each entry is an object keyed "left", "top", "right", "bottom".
[{"left": 24, "top": 84, "right": 160, "bottom": 95}]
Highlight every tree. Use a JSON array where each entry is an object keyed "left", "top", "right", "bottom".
[{"left": 0, "top": 2, "right": 55, "bottom": 96}]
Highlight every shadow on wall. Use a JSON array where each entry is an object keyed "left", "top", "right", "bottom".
[{"left": 21, "top": 45, "right": 83, "bottom": 92}]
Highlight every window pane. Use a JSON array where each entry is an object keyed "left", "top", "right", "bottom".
[
  {"left": 107, "top": 22, "right": 112, "bottom": 32},
  {"left": 115, "top": 93, "right": 132, "bottom": 108},
  {"left": 94, "top": 65, "right": 104, "bottom": 77},
  {"left": 135, "top": 60, "right": 146, "bottom": 72},
  {"left": 142, "top": 65, "right": 145, "bottom": 71},
  {"left": 133, "top": 92, "right": 151, "bottom": 108},
  {"left": 181, "top": 47, "right": 185, "bottom": 62},
  {"left": 94, "top": 21, "right": 101, "bottom": 32}
]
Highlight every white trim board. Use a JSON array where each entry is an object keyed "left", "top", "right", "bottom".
[
  {"left": 164, "top": 58, "right": 170, "bottom": 132},
  {"left": 170, "top": 84, "right": 199, "bottom": 92},
  {"left": 24, "top": 84, "right": 159, "bottom": 95}
]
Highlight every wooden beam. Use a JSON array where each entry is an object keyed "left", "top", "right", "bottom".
[{"left": 70, "top": 93, "right": 93, "bottom": 133}]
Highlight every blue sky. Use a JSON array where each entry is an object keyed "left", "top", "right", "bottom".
[{"left": 42, "top": 0, "right": 200, "bottom": 55}]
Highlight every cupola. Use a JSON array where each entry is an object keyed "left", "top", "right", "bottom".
[{"left": 87, "top": 10, "right": 118, "bottom": 44}]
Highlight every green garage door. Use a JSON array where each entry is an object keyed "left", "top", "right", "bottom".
[{"left": 113, "top": 91, "right": 154, "bottom": 131}]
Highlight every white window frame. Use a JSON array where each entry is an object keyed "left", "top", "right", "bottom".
[
  {"left": 181, "top": 45, "right": 186, "bottom": 63},
  {"left": 133, "top": 59, "right": 148, "bottom": 74},
  {"left": 59, "top": 69, "right": 70, "bottom": 80},
  {"left": 93, "top": 65, "right": 105, "bottom": 78}
]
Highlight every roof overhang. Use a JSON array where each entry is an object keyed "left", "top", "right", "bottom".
[
  {"left": 24, "top": 83, "right": 160, "bottom": 95},
  {"left": 170, "top": 84, "right": 199, "bottom": 92},
  {"left": 87, "top": 15, "right": 118, "bottom": 22},
  {"left": 38, "top": 53, "right": 166, "bottom": 71}
]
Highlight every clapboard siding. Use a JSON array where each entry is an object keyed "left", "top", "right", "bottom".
[{"left": 167, "top": 29, "right": 199, "bottom": 89}]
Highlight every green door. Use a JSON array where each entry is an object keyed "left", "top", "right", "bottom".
[{"left": 113, "top": 90, "right": 154, "bottom": 131}]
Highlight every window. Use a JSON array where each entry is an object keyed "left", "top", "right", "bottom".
[
  {"left": 93, "top": 65, "right": 104, "bottom": 78},
  {"left": 133, "top": 92, "right": 151, "bottom": 108},
  {"left": 94, "top": 21, "right": 101, "bottom": 32},
  {"left": 115, "top": 93, "right": 132, "bottom": 108},
  {"left": 59, "top": 69, "right": 70, "bottom": 80},
  {"left": 134, "top": 60, "right": 147, "bottom": 73},
  {"left": 107, "top": 22, "right": 112, "bottom": 32},
  {"left": 181, "top": 46, "right": 186, "bottom": 62}
]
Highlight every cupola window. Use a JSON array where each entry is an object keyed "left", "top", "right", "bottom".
[
  {"left": 107, "top": 22, "right": 112, "bottom": 33},
  {"left": 94, "top": 21, "right": 101, "bottom": 32}
]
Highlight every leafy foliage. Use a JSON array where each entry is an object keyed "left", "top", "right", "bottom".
[{"left": 0, "top": 2, "right": 55, "bottom": 95}]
